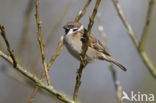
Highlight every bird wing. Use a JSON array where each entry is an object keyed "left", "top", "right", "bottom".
[
  {"left": 89, "top": 34, "right": 111, "bottom": 56},
  {"left": 80, "top": 29, "right": 110, "bottom": 56}
]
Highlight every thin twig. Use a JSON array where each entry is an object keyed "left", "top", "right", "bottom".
[
  {"left": 28, "top": 1, "right": 70, "bottom": 102},
  {"left": 112, "top": 0, "right": 156, "bottom": 78},
  {"left": 96, "top": 13, "right": 123, "bottom": 103},
  {"left": 74, "top": 0, "right": 91, "bottom": 22},
  {"left": 47, "top": 36, "right": 64, "bottom": 68},
  {"left": 139, "top": 0, "right": 155, "bottom": 50},
  {"left": 28, "top": 36, "right": 64, "bottom": 103},
  {"left": 110, "top": 64, "right": 123, "bottom": 103},
  {"left": 112, "top": 0, "right": 139, "bottom": 47},
  {"left": 45, "top": 2, "right": 71, "bottom": 46},
  {"left": 17, "top": 0, "right": 33, "bottom": 57},
  {"left": 35, "top": 0, "right": 51, "bottom": 85},
  {"left": 0, "top": 50, "right": 74, "bottom": 103},
  {"left": 73, "top": 0, "right": 101, "bottom": 102},
  {"left": 0, "top": 24, "right": 17, "bottom": 67},
  {"left": 96, "top": 13, "right": 107, "bottom": 48},
  {"left": 31, "top": 1, "right": 71, "bottom": 73}
]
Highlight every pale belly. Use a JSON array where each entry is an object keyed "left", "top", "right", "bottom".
[
  {"left": 63, "top": 35, "right": 98, "bottom": 62},
  {"left": 64, "top": 36, "right": 82, "bottom": 60}
]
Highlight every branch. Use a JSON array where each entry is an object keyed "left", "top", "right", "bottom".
[
  {"left": 96, "top": 13, "right": 108, "bottom": 48},
  {"left": 139, "top": 0, "right": 155, "bottom": 50},
  {"left": 17, "top": 0, "right": 33, "bottom": 57},
  {"left": 28, "top": 36, "right": 64, "bottom": 103},
  {"left": 110, "top": 65, "right": 123, "bottom": 103},
  {"left": 96, "top": 13, "right": 123, "bottom": 103},
  {"left": 112, "top": 0, "right": 156, "bottom": 79},
  {"left": 74, "top": 0, "right": 91, "bottom": 22},
  {"left": 0, "top": 24, "right": 17, "bottom": 67},
  {"left": 0, "top": 50, "right": 74, "bottom": 103},
  {"left": 73, "top": 0, "right": 101, "bottom": 102},
  {"left": 112, "top": 0, "right": 139, "bottom": 47},
  {"left": 28, "top": 1, "right": 69, "bottom": 102},
  {"left": 35, "top": 0, "right": 51, "bottom": 85},
  {"left": 0, "top": 23, "right": 72, "bottom": 103}
]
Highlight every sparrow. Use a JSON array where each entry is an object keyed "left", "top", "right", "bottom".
[{"left": 63, "top": 21, "right": 126, "bottom": 71}]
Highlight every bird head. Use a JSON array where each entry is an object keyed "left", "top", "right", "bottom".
[{"left": 63, "top": 21, "right": 84, "bottom": 35}]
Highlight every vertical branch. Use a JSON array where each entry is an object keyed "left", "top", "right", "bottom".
[
  {"left": 110, "top": 65, "right": 123, "bottom": 103},
  {"left": 139, "top": 0, "right": 155, "bottom": 50},
  {"left": 112, "top": 0, "right": 139, "bottom": 47},
  {"left": 28, "top": 1, "right": 69, "bottom": 102},
  {"left": 75, "top": 0, "right": 91, "bottom": 22},
  {"left": 17, "top": 0, "right": 33, "bottom": 57},
  {"left": 32, "top": 2, "right": 71, "bottom": 71},
  {"left": 96, "top": 13, "right": 107, "bottom": 48},
  {"left": 96, "top": 14, "right": 123, "bottom": 103},
  {"left": 0, "top": 24, "right": 17, "bottom": 67},
  {"left": 28, "top": 36, "right": 64, "bottom": 103},
  {"left": 112, "top": 0, "right": 156, "bottom": 78},
  {"left": 35, "top": 0, "right": 51, "bottom": 85},
  {"left": 73, "top": 0, "right": 101, "bottom": 102}
]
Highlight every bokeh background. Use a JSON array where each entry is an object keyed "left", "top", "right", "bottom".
[{"left": 0, "top": 0, "right": 156, "bottom": 103}]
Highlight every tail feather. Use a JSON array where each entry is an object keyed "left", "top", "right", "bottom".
[
  {"left": 100, "top": 55, "right": 127, "bottom": 71},
  {"left": 110, "top": 59, "right": 127, "bottom": 71}
]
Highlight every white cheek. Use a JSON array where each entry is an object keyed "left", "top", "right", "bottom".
[
  {"left": 78, "top": 25, "right": 83, "bottom": 31},
  {"left": 67, "top": 29, "right": 73, "bottom": 35},
  {"left": 66, "top": 25, "right": 84, "bottom": 36}
]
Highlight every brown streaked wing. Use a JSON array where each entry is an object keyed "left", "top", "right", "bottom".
[
  {"left": 89, "top": 34, "right": 110, "bottom": 56},
  {"left": 80, "top": 29, "right": 110, "bottom": 56}
]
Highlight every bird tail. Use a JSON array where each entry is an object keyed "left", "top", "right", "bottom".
[{"left": 100, "top": 55, "right": 127, "bottom": 71}]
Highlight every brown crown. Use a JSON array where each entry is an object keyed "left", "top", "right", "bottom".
[{"left": 66, "top": 21, "right": 82, "bottom": 28}]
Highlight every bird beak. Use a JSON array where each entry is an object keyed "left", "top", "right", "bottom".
[{"left": 63, "top": 25, "right": 69, "bottom": 30}]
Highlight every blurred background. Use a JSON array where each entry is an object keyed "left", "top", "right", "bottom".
[{"left": 0, "top": 0, "right": 156, "bottom": 103}]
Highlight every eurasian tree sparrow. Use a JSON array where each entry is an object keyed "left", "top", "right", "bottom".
[{"left": 63, "top": 21, "right": 126, "bottom": 71}]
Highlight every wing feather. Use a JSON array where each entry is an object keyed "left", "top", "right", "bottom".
[{"left": 80, "top": 29, "right": 110, "bottom": 56}]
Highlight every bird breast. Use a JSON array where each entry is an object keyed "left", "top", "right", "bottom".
[{"left": 64, "top": 34, "right": 82, "bottom": 60}]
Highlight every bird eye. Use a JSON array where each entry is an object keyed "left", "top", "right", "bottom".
[{"left": 73, "top": 28, "right": 78, "bottom": 32}]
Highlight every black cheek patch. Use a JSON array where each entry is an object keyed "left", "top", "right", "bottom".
[{"left": 65, "top": 29, "right": 69, "bottom": 34}]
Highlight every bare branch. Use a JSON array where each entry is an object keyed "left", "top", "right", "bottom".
[
  {"left": 28, "top": 36, "right": 64, "bottom": 103},
  {"left": 96, "top": 13, "right": 108, "bottom": 48},
  {"left": 75, "top": 0, "right": 91, "bottom": 22},
  {"left": 47, "top": 36, "right": 64, "bottom": 68},
  {"left": 96, "top": 13, "right": 123, "bottom": 103},
  {"left": 0, "top": 24, "right": 17, "bottom": 67},
  {"left": 112, "top": 0, "right": 139, "bottom": 47},
  {"left": 17, "top": 0, "right": 33, "bottom": 57},
  {"left": 28, "top": 1, "right": 69, "bottom": 102},
  {"left": 110, "top": 65, "right": 123, "bottom": 103},
  {"left": 0, "top": 50, "right": 74, "bottom": 103},
  {"left": 35, "top": 0, "right": 51, "bottom": 85},
  {"left": 112, "top": 0, "right": 156, "bottom": 79},
  {"left": 139, "top": 0, "right": 155, "bottom": 50},
  {"left": 73, "top": 0, "right": 101, "bottom": 102}
]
